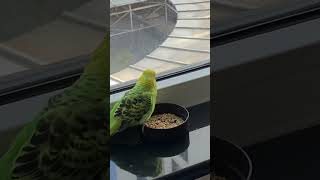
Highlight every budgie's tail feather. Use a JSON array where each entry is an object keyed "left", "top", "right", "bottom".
[{"left": 0, "top": 120, "right": 36, "bottom": 178}]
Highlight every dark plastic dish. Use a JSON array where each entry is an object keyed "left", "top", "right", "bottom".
[
  {"left": 212, "top": 137, "right": 252, "bottom": 180},
  {"left": 142, "top": 103, "right": 189, "bottom": 143}
]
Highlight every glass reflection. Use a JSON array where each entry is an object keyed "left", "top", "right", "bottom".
[
  {"left": 110, "top": 125, "right": 210, "bottom": 179},
  {"left": 111, "top": 146, "right": 163, "bottom": 177}
]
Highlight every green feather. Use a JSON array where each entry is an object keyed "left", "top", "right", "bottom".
[
  {"left": 0, "top": 35, "right": 108, "bottom": 180},
  {"left": 110, "top": 69, "right": 157, "bottom": 136}
]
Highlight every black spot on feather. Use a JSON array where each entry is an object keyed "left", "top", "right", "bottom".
[
  {"left": 48, "top": 159, "right": 62, "bottom": 173},
  {"left": 30, "top": 131, "right": 48, "bottom": 146},
  {"left": 16, "top": 150, "right": 39, "bottom": 164},
  {"left": 22, "top": 145, "right": 36, "bottom": 152},
  {"left": 12, "top": 159, "right": 38, "bottom": 177},
  {"left": 30, "top": 170, "right": 44, "bottom": 179},
  {"left": 37, "top": 121, "right": 49, "bottom": 133}
]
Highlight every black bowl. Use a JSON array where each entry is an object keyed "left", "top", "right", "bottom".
[
  {"left": 142, "top": 103, "right": 189, "bottom": 143},
  {"left": 212, "top": 137, "right": 252, "bottom": 180}
]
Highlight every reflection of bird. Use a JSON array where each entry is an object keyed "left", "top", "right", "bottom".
[
  {"left": 111, "top": 145, "right": 162, "bottom": 177},
  {"left": 110, "top": 69, "right": 157, "bottom": 136},
  {"left": 111, "top": 134, "right": 190, "bottom": 179},
  {"left": 0, "top": 36, "right": 108, "bottom": 180}
]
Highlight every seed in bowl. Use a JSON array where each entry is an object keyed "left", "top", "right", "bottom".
[{"left": 145, "top": 113, "right": 184, "bottom": 129}]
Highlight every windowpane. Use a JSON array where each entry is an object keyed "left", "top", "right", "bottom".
[
  {"left": 110, "top": 0, "right": 211, "bottom": 89},
  {"left": 0, "top": 0, "right": 106, "bottom": 91}
]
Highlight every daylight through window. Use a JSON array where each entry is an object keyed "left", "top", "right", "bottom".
[{"left": 110, "top": 0, "right": 210, "bottom": 89}]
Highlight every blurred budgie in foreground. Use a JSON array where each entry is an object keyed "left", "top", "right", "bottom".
[
  {"left": 0, "top": 35, "right": 108, "bottom": 180},
  {"left": 110, "top": 69, "right": 157, "bottom": 136}
]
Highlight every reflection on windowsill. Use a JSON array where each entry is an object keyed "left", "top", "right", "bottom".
[{"left": 110, "top": 126, "right": 210, "bottom": 180}]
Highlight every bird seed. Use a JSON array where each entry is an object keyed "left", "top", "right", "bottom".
[{"left": 145, "top": 113, "right": 184, "bottom": 129}]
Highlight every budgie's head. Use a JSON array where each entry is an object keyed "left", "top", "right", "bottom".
[
  {"left": 142, "top": 69, "right": 156, "bottom": 79},
  {"left": 136, "top": 69, "right": 157, "bottom": 90}
]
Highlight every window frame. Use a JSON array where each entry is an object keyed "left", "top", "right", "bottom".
[
  {"left": 110, "top": 60, "right": 210, "bottom": 93},
  {"left": 0, "top": 55, "right": 89, "bottom": 105},
  {"left": 213, "top": 0, "right": 320, "bottom": 45},
  {"left": 110, "top": 63, "right": 210, "bottom": 107}
]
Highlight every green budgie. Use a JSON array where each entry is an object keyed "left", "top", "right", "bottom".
[
  {"left": 0, "top": 35, "right": 108, "bottom": 180},
  {"left": 110, "top": 69, "right": 157, "bottom": 136}
]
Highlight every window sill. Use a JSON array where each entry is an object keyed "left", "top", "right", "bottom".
[{"left": 110, "top": 66, "right": 210, "bottom": 108}]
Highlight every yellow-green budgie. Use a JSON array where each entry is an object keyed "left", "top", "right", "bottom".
[
  {"left": 0, "top": 35, "right": 108, "bottom": 180},
  {"left": 110, "top": 69, "right": 157, "bottom": 136}
]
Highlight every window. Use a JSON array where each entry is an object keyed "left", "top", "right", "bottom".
[
  {"left": 110, "top": 0, "right": 210, "bottom": 91},
  {"left": 0, "top": 0, "right": 106, "bottom": 96}
]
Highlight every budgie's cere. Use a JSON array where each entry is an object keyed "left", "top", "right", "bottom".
[
  {"left": 110, "top": 69, "right": 157, "bottom": 136},
  {"left": 0, "top": 35, "right": 108, "bottom": 180}
]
